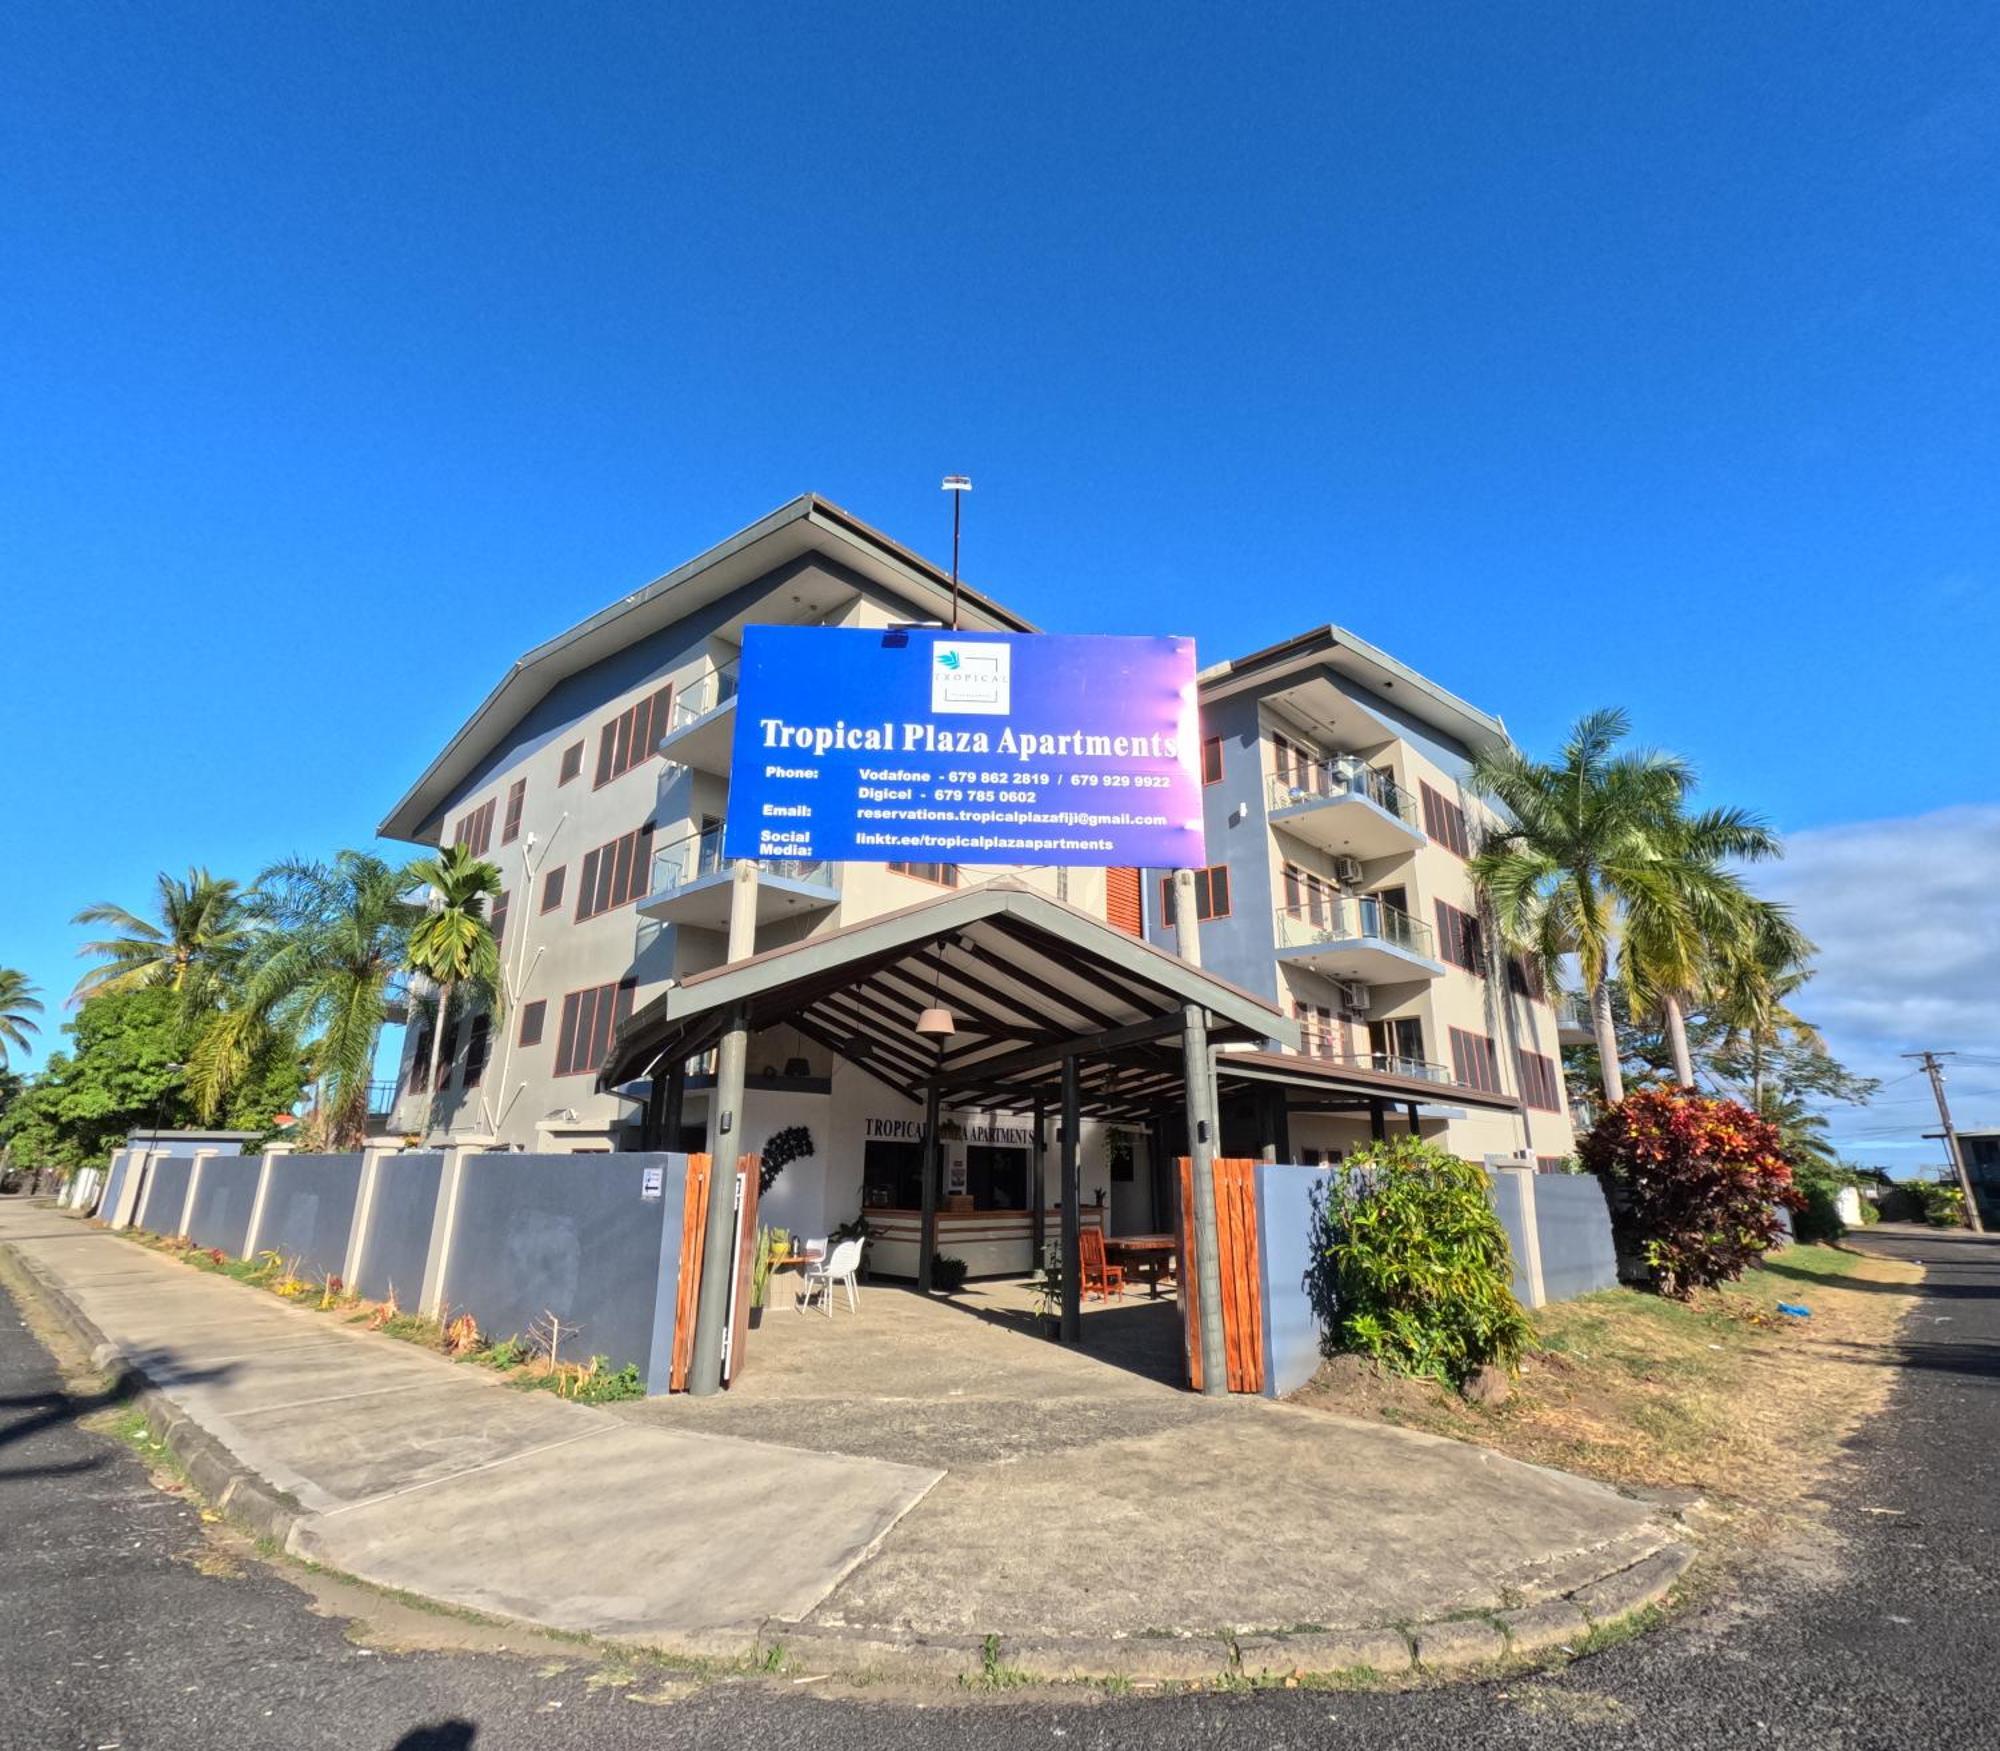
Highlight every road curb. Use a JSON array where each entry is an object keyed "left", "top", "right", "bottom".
[{"left": 1, "top": 1238, "right": 312, "bottom": 1548}]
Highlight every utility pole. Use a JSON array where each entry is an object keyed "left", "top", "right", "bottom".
[{"left": 1905, "top": 1050, "right": 1985, "bottom": 1234}]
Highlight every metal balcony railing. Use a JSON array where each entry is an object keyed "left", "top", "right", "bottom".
[
  {"left": 649, "top": 824, "right": 830, "bottom": 894},
  {"left": 366, "top": 1080, "right": 402, "bottom": 1118},
  {"left": 1273, "top": 896, "right": 1436, "bottom": 960},
  {"left": 1267, "top": 755, "right": 1415, "bottom": 826},
  {"left": 670, "top": 659, "right": 740, "bottom": 735},
  {"left": 1294, "top": 1036, "right": 1455, "bottom": 1085}
]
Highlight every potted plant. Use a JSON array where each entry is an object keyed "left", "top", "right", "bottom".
[{"left": 749, "top": 1226, "right": 789, "bottom": 1328}]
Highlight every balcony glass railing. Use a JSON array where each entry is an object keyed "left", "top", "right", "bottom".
[
  {"left": 1267, "top": 756, "right": 1415, "bottom": 826},
  {"left": 670, "top": 659, "right": 741, "bottom": 736},
  {"left": 1273, "top": 897, "right": 1436, "bottom": 960},
  {"left": 649, "top": 825, "right": 831, "bottom": 895}
]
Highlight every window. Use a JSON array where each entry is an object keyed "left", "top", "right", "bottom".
[
  {"left": 437, "top": 1013, "right": 462, "bottom": 1084},
  {"left": 539, "top": 864, "right": 567, "bottom": 914},
  {"left": 451, "top": 798, "right": 496, "bottom": 856},
  {"left": 1293, "top": 998, "right": 1341, "bottom": 1060},
  {"left": 405, "top": 1017, "right": 435, "bottom": 1093},
  {"left": 554, "top": 978, "right": 638, "bottom": 1077},
  {"left": 558, "top": 741, "right": 584, "bottom": 786},
  {"left": 1282, "top": 863, "right": 1337, "bottom": 922},
  {"left": 594, "top": 683, "right": 674, "bottom": 788},
  {"left": 1507, "top": 955, "right": 1545, "bottom": 1000},
  {"left": 1161, "top": 865, "right": 1230, "bottom": 922},
  {"left": 462, "top": 1013, "right": 492, "bottom": 1089},
  {"left": 1369, "top": 1017, "right": 1425, "bottom": 1072},
  {"left": 889, "top": 862, "right": 959, "bottom": 886},
  {"left": 1419, "top": 781, "right": 1471, "bottom": 858},
  {"left": 1434, "top": 899, "right": 1486, "bottom": 973},
  {"left": 1201, "top": 736, "right": 1224, "bottom": 785},
  {"left": 502, "top": 778, "right": 527, "bottom": 844},
  {"left": 1449, "top": 1026, "right": 1503, "bottom": 1094},
  {"left": 490, "top": 889, "right": 509, "bottom": 947},
  {"left": 576, "top": 824, "right": 655, "bottom": 922},
  {"left": 1518, "top": 1050, "right": 1562, "bottom": 1112},
  {"left": 1536, "top": 1155, "right": 1568, "bottom": 1175},
  {"left": 518, "top": 999, "right": 546, "bottom": 1048}
]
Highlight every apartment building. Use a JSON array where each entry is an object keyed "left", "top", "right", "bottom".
[
  {"left": 377, "top": 497, "right": 1123, "bottom": 1243},
  {"left": 1141, "top": 626, "right": 1579, "bottom": 1169},
  {"left": 378, "top": 499, "right": 1576, "bottom": 1260}
]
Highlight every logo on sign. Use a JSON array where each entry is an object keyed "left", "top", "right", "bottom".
[{"left": 932, "top": 641, "right": 1011, "bottom": 715}]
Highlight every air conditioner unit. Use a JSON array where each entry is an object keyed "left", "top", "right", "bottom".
[
  {"left": 1333, "top": 855, "right": 1364, "bottom": 888},
  {"left": 1336, "top": 979, "right": 1372, "bottom": 1016}
]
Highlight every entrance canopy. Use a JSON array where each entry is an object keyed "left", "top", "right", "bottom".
[{"left": 599, "top": 879, "right": 1296, "bottom": 1117}]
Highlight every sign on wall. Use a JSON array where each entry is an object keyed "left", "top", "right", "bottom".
[{"left": 724, "top": 627, "right": 1204, "bottom": 868}]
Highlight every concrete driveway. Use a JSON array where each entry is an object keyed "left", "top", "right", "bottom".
[{"left": 620, "top": 1277, "right": 1681, "bottom": 1641}]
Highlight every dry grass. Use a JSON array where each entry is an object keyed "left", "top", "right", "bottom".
[{"left": 1293, "top": 1243, "right": 1922, "bottom": 1508}]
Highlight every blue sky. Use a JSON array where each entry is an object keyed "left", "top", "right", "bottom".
[{"left": 3, "top": 5, "right": 1995, "bottom": 1155}]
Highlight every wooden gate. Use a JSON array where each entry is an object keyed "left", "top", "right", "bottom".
[
  {"left": 667, "top": 1152, "right": 763, "bottom": 1392},
  {"left": 1176, "top": 1156, "right": 1266, "bottom": 1393}
]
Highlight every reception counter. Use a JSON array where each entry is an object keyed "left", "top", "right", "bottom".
[{"left": 868, "top": 1206, "right": 1107, "bottom": 1280}]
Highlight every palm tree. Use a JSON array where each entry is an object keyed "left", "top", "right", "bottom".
[
  {"left": 403, "top": 843, "right": 505, "bottom": 1128},
  {"left": 190, "top": 853, "right": 423, "bottom": 1148},
  {"left": 1469, "top": 709, "right": 1691, "bottom": 1106},
  {"left": 0, "top": 968, "right": 42, "bottom": 1064},
  {"left": 71, "top": 869, "right": 247, "bottom": 1014},
  {"left": 1707, "top": 908, "right": 1821, "bottom": 1108},
  {"left": 1620, "top": 806, "right": 1791, "bottom": 1087}
]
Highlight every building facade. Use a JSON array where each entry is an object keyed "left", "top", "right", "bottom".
[
  {"left": 1142, "top": 628, "right": 1579, "bottom": 1170},
  {"left": 379, "top": 497, "right": 1578, "bottom": 1255}
]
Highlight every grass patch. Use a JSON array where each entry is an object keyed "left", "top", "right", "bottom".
[{"left": 1293, "top": 1242, "right": 1921, "bottom": 1506}]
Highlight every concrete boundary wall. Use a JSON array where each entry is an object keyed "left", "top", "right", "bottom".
[
  {"left": 134, "top": 1157, "right": 198, "bottom": 1237},
  {"left": 120, "top": 1146, "right": 693, "bottom": 1394},
  {"left": 436, "top": 1153, "right": 688, "bottom": 1390},
  {"left": 349, "top": 1152, "right": 444, "bottom": 1305},
  {"left": 1250, "top": 1159, "right": 1622, "bottom": 1399},
  {"left": 252, "top": 1154, "right": 365, "bottom": 1283},
  {"left": 184, "top": 1155, "right": 266, "bottom": 1259}
]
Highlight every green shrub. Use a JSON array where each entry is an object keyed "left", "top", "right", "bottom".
[
  {"left": 930, "top": 1253, "right": 970, "bottom": 1295},
  {"left": 1918, "top": 1181, "right": 1966, "bottom": 1228},
  {"left": 1578, "top": 1088, "right": 1798, "bottom": 1298},
  {"left": 1308, "top": 1137, "right": 1531, "bottom": 1385},
  {"left": 1791, "top": 1163, "right": 1849, "bottom": 1244}
]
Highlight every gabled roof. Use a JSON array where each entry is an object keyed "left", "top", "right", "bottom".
[
  {"left": 1199, "top": 622, "right": 1512, "bottom": 759},
  {"left": 599, "top": 878, "right": 1297, "bottom": 1119},
  {"left": 378, "top": 495, "right": 1038, "bottom": 842}
]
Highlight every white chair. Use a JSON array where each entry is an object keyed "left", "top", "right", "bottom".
[{"left": 801, "top": 1237, "right": 863, "bottom": 1317}]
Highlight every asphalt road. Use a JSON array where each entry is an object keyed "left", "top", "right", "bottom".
[{"left": 4, "top": 1222, "right": 1996, "bottom": 1750}]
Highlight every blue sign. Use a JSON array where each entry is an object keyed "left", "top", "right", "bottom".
[{"left": 723, "top": 627, "right": 1205, "bottom": 868}]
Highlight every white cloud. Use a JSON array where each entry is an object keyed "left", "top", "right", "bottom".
[{"left": 1756, "top": 805, "right": 2000, "bottom": 1163}]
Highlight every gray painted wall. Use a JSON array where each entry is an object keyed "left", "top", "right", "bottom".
[
  {"left": 184, "top": 1156, "right": 264, "bottom": 1258},
  {"left": 441, "top": 1153, "right": 686, "bottom": 1389},
  {"left": 257, "top": 1154, "right": 364, "bottom": 1283},
  {"left": 99, "top": 1152, "right": 133, "bottom": 1226},
  {"left": 1254, "top": 1163, "right": 1337, "bottom": 1398},
  {"left": 353, "top": 1153, "right": 444, "bottom": 1305},
  {"left": 1535, "top": 1175, "right": 1618, "bottom": 1301},
  {"left": 1485, "top": 1172, "right": 1538, "bottom": 1308},
  {"left": 135, "top": 1157, "right": 196, "bottom": 1235}
]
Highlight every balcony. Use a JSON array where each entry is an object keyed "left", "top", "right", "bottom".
[
  {"left": 1555, "top": 989, "right": 1596, "bottom": 1046},
  {"left": 1272, "top": 897, "right": 1445, "bottom": 984},
  {"left": 1266, "top": 757, "right": 1424, "bottom": 860},
  {"left": 636, "top": 824, "right": 838, "bottom": 931},
  {"left": 657, "top": 659, "right": 740, "bottom": 774}
]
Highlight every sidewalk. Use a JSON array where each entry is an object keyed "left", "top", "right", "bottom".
[
  {"left": 0, "top": 1202, "right": 938, "bottom": 1644},
  {"left": 1, "top": 1200, "right": 1694, "bottom": 1682}
]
